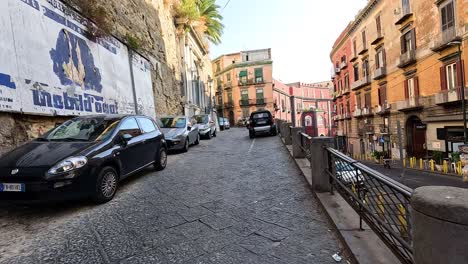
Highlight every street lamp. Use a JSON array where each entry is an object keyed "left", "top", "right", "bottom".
[{"left": 448, "top": 40, "right": 466, "bottom": 143}]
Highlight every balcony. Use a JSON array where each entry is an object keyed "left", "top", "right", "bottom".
[
  {"left": 340, "top": 61, "right": 348, "bottom": 69},
  {"left": 397, "top": 50, "right": 416, "bottom": 68},
  {"left": 239, "top": 99, "right": 267, "bottom": 106},
  {"left": 379, "top": 124, "right": 390, "bottom": 134},
  {"left": 431, "top": 28, "right": 460, "bottom": 52},
  {"left": 358, "top": 46, "right": 368, "bottom": 55},
  {"left": 373, "top": 66, "right": 387, "bottom": 80},
  {"left": 395, "top": 6, "right": 413, "bottom": 25},
  {"left": 435, "top": 88, "right": 468, "bottom": 106},
  {"left": 374, "top": 104, "right": 391, "bottom": 115},
  {"left": 371, "top": 31, "right": 384, "bottom": 45},
  {"left": 224, "top": 101, "right": 234, "bottom": 109},
  {"left": 365, "top": 125, "right": 375, "bottom": 135},
  {"left": 224, "top": 81, "right": 232, "bottom": 90},
  {"left": 342, "top": 87, "right": 351, "bottom": 95},
  {"left": 361, "top": 107, "right": 373, "bottom": 117},
  {"left": 396, "top": 97, "right": 423, "bottom": 112},
  {"left": 351, "top": 75, "right": 371, "bottom": 90},
  {"left": 353, "top": 108, "right": 363, "bottom": 118},
  {"left": 238, "top": 78, "right": 266, "bottom": 86},
  {"left": 344, "top": 112, "right": 352, "bottom": 119}
]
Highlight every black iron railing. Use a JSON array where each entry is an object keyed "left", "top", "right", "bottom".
[
  {"left": 288, "top": 125, "right": 293, "bottom": 143},
  {"left": 299, "top": 132, "right": 312, "bottom": 160},
  {"left": 326, "top": 148, "right": 414, "bottom": 264}
]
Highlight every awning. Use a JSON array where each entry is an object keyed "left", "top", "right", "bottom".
[{"left": 239, "top": 70, "right": 247, "bottom": 77}]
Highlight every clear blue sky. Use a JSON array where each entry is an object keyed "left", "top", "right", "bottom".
[{"left": 211, "top": 0, "right": 367, "bottom": 83}]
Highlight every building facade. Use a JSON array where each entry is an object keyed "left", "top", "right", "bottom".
[
  {"left": 273, "top": 80, "right": 333, "bottom": 136},
  {"left": 330, "top": 0, "right": 467, "bottom": 159},
  {"left": 212, "top": 49, "right": 274, "bottom": 125}
]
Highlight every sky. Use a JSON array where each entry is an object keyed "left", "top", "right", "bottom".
[{"left": 211, "top": 0, "right": 368, "bottom": 84}]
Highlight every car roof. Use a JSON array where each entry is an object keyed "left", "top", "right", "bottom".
[
  {"left": 251, "top": 110, "right": 271, "bottom": 115},
  {"left": 74, "top": 114, "right": 153, "bottom": 121},
  {"left": 159, "top": 116, "right": 187, "bottom": 119}
]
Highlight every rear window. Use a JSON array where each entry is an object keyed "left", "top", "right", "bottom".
[{"left": 252, "top": 112, "right": 270, "bottom": 119}]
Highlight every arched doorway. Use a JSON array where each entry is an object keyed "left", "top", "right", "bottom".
[
  {"left": 228, "top": 111, "right": 234, "bottom": 127},
  {"left": 406, "top": 116, "right": 426, "bottom": 158}
]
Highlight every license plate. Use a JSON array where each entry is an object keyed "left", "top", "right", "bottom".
[
  {"left": 257, "top": 120, "right": 267, "bottom": 125},
  {"left": 0, "top": 183, "right": 25, "bottom": 192}
]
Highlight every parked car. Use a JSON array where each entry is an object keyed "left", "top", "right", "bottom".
[
  {"left": 219, "top": 117, "right": 231, "bottom": 130},
  {"left": 0, "top": 115, "right": 167, "bottom": 203},
  {"left": 247, "top": 110, "right": 277, "bottom": 138},
  {"left": 193, "top": 114, "right": 216, "bottom": 139},
  {"left": 223, "top": 118, "right": 231, "bottom": 130},
  {"left": 158, "top": 116, "right": 199, "bottom": 152}
]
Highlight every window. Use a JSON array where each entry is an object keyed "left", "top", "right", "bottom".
[
  {"left": 353, "top": 64, "right": 360, "bottom": 81},
  {"left": 318, "top": 115, "right": 324, "bottom": 127},
  {"left": 227, "top": 91, "right": 233, "bottom": 103},
  {"left": 255, "top": 68, "right": 263, "bottom": 83},
  {"left": 401, "top": 29, "right": 415, "bottom": 53},
  {"left": 256, "top": 87, "right": 264, "bottom": 99},
  {"left": 375, "top": 48, "right": 386, "bottom": 69},
  {"left": 119, "top": 118, "right": 141, "bottom": 138},
  {"left": 362, "top": 30, "right": 367, "bottom": 50},
  {"left": 404, "top": 77, "right": 419, "bottom": 98},
  {"left": 402, "top": 0, "right": 411, "bottom": 15},
  {"left": 344, "top": 74, "right": 350, "bottom": 89},
  {"left": 137, "top": 117, "right": 157, "bottom": 133},
  {"left": 376, "top": 14, "right": 382, "bottom": 36},
  {"left": 446, "top": 63, "right": 458, "bottom": 90},
  {"left": 441, "top": 1, "right": 455, "bottom": 32},
  {"left": 297, "top": 103, "right": 302, "bottom": 111},
  {"left": 378, "top": 84, "right": 387, "bottom": 106},
  {"left": 353, "top": 39, "right": 357, "bottom": 57},
  {"left": 241, "top": 89, "right": 249, "bottom": 100},
  {"left": 364, "top": 93, "right": 371, "bottom": 109},
  {"left": 216, "top": 62, "right": 220, "bottom": 72},
  {"left": 362, "top": 59, "right": 369, "bottom": 78},
  {"left": 226, "top": 73, "right": 231, "bottom": 83},
  {"left": 281, "top": 99, "right": 285, "bottom": 111},
  {"left": 239, "top": 70, "right": 247, "bottom": 84},
  {"left": 356, "top": 93, "right": 362, "bottom": 108}
]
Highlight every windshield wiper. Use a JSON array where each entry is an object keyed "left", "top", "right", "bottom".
[
  {"left": 50, "top": 138, "right": 86, "bottom": 142},
  {"left": 36, "top": 137, "right": 49, "bottom": 142}
]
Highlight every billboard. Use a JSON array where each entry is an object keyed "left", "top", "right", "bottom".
[{"left": 0, "top": 0, "right": 155, "bottom": 118}]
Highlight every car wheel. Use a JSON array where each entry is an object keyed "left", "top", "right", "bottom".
[
  {"left": 194, "top": 134, "right": 200, "bottom": 145},
  {"left": 271, "top": 129, "right": 277, "bottom": 136},
  {"left": 154, "top": 148, "right": 167, "bottom": 171},
  {"left": 182, "top": 138, "right": 189, "bottom": 152},
  {"left": 93, "top": 166, "right": 119, "bottom": 204},
  {"left": 207, "top": 131, "right": 212, "bottom": 140}
]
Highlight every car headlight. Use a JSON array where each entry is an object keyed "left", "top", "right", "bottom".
[{"left": 48, "top": 156, "right": 88, "bottom": 175}]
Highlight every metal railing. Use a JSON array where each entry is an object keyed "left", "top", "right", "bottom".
[
  {"left": 326, "top": 148, "right": 414, "bottom": 264},
  {"left": 299, "top": 132, "right": 312, "bottom": 160},
  {"left": 288, "top": 125, "right": 293, "bottom": 143}
]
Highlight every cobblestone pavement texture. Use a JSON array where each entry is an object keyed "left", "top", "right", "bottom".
[{"left": 0, "top": 128, "right": 344, "bottom": 264}]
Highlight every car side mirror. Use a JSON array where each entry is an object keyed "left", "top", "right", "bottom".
[
  {"left": 118, "top": 133, "right": 132, "bottom": 146},
  {"left": 187, "top": 125, "right": 192, "bottom": 131}
]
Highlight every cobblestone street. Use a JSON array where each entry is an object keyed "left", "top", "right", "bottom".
[{"left": 0, "top": 128, "right": 343, "bottom": 264}]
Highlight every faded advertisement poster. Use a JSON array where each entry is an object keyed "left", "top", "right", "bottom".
[{"left": 0, "top": 0, "right": 155, "bottom": 118}]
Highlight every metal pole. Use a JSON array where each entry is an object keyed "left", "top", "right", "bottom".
[
  {"left": 127, "top": 49, "right": 139, "bottom": 114},
  {"left": 397, "top": 121, "right": 406, "bottom": 181},
  {"left": 290, "top": 95, "right": 296, "bottom": 127},
  {"left": 458, "top": 44, "right": 467, "bottom": 144}
]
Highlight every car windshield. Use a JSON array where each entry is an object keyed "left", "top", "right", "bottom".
[
  {"left": 159, "top": 117, "right": 186, "bottom": 128},
  {"left": 193, "top": 115, "right": 208, "bottom": 124},
  {"left": 252, "top": 113, "right": 270, "bottom": 119},
  {"left": 42, "top": 117, "right": 120, "bottom": 142},
  {"left": 335, "top": 161, "right": 355, "bottom": 172}
]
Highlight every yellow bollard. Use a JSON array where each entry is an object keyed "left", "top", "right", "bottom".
[
  {"left": 443, "top": 160, "right": 448, "bottom": 174},
  {"left": 419, "top": 158, "right": 423, "bottom": 170},
  {"left": 398, "top": 204, "right": 408, "bottom": 238},
  {"left": 458, "top": 161, "right": 463, "bottom": 176},
  {"left": 378, "top": 194, "right": 385, "bottom": 219},
  {"left": 403, "top": 158, "right": 406, "bottom": 167},
  {"left": 430, "top": 159, "right": 435, "bottom": 171}
]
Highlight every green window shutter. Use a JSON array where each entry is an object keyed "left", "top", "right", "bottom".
[
  {"left": 239, "top": 70, "right": 247, "bottom": 77},
  {"left": 255, "top": 68, "right": 263, "bottom": 77}
]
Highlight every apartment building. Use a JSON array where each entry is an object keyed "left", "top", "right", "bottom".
[
  {"left": 273, "top": 80, "right": 333, "bottom": 136},
  {"left": 212, "top": 49, "right": 274, "bottom": 125},
  {"left": 331, "top": 0, "right": 467, "bottom": 159}
]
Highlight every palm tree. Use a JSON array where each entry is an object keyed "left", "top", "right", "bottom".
[{"left": 196, "top": 0, "right": 224, "bottom": 45}]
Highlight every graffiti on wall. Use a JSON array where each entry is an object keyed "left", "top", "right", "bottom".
[{"left": 0, "top": 0, "right": 155, "bottom": 118}]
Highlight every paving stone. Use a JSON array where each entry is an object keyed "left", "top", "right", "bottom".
[
  {"left": 159, "top": 240, "right": 205, "bottom": 263},
  {"left": 200, "top": 213, "right": 237, "bottom": 230},
  {"left": 177, "top": 206, "right": 214, "bottom": 222}
]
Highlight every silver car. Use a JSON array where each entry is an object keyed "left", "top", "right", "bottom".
[
  {"left": 192, "top": 114, "right": 217, "bottom": 139},
  {"left": 158, "top": 116, "right": 200, "bottom": 152}
]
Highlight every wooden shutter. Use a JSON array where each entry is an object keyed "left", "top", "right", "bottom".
[
  {"left": 414, "top": 77, "right": 420, "bottom": 96},
  {"left": 440, "top": 66, "right": 447, "bottom": 90},
  {"left": 400, "top": 35, "right": 405, "bottom": 53},
  {"left": 404, "top": 79, "right": 409, "bottom": 98},
  {"left": 381, "top": 85, "right": 387, "bottom": 105},
  {"left": 382, "top": 49, "right": 387, "bottom": 66},
  {"left": 375, "top": 52, "right": 379, "bottom": 69},
  {"left": 411, "top": 29, "right": 416, "bottom": 51}
]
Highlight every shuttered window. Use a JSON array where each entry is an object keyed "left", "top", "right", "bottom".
[{"left": 441, "top": 1, "right": 454, "bottom": 31}]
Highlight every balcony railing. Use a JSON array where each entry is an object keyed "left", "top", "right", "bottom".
[
  {"left": 362, "top": 107, "right": 373, "bottom": 117},
  {"left": 398, "top": 50, "right": 416, "bottom": 68},
  {"left": 380, "top": 124, "right": 390, "bottom": 134},
  {"left": 435, "top": 88, "right": 468, "bottom": 105},
  {"left": 239, "top": 99, "right": 267, "bottom": 106},
  {"left": 351, "top": 75, "right": 371, "bottom": 90},
  {"left": 373, "top": 66, "right": 387, "bottom": 80},
  {"left": 344, "top": 112, "right": 352, "bottom": 119},
  {"left": 353, "top": 108, "right": 362, "bottom": 118},
  {"left": 431, "top": 27, "right": 460, "bottom": 52},
  {"left": 239, "top": 78, "right": 266, "bottom": 86},
  {"left": 395, "top": 4, "right": 413, "bottom": 25},
  {"left": 396, "top": 97, "right": 423, "bottom": 112},
  {"left": 340, "top": 61, "right": 348, "bottom": 69},
  {"left": 375, "top": 104, "right": 391, "bottom": 115}
]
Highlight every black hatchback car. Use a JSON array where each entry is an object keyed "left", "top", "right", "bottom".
[
  {"left": 0, "top": 114, "right": 167, "bottom": 203},
  {"left": 248, "top": 110, "right": 277, "bottom": 138}
]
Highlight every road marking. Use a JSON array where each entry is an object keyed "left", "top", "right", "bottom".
[{"left": 248, "top": 138, "right": 255, "bottom": 153}]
